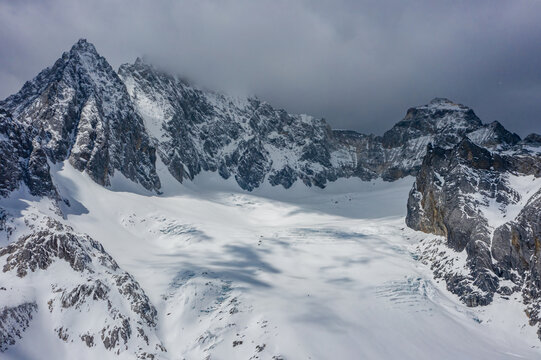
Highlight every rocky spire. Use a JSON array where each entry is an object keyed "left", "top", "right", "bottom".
[{"left": 0, "top": 39, "right": 161, "bottom": 193}]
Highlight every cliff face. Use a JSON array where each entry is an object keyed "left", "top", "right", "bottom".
[
  {"left": 0, "top": 40, "right": 525, "bottom": 197},
  {"left": 407, "top": 137, "right": 541, "bottom": 336},
  {"left": 120, "top": 61, "right": 520, "bottom": 190},
  {"left": 119, "top": 58, "right": 343, "bottom": 190},
  {"left": 1, "top": 38, "right": 541, "bottom": 354},
  {"left": 0, "top": 39, "right": 160, "bottom": 192}
]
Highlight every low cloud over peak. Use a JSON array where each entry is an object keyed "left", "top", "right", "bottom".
[{"left": 1, "top": 0, "right": 540, "bottom": 136}]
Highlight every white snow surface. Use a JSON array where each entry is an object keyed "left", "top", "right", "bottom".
[
  {"left": 2, "top": 162, "right": 541, "bottom": 359},
  {"left": 471, "top": 174, "right": 541, "bottom": 231}
]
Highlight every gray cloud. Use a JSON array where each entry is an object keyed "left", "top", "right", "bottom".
[{"left": 1, "top": 0, "right": 540, "bottom": 136}]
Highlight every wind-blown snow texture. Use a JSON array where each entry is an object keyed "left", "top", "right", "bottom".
[{"left": 0, "top": 39, "right": 540, "bottom": 359}]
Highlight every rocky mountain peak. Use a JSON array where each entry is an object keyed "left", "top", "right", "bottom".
[
  {"left": 523, "top": 133, "right": 541, "bottom": 146},
  {"left": 425, "top": 97, "right": 468, "bottom": 110},
  {"left": 2, "top": 38, "right": 541, "bottom": 357},
  {"left": 381, "top": 98, "right": 482, "bottom": 151},
  {"left": 69, "top": 38, "right": 98, "bottom": 55},
  {"left": 465, "top": 120, "right": 521, "bottom": 150},
  {"left": 407, "top": 119, "right": 541, "bottom": 326},
  {"left": 429, "top": 97, "right": 453, "bottom": 104},
  {"left": 0, "top": 40, "right": 530, "bottom": 196},
  {"left": 133, "top": 56, "right": 145, "bottom": 66},
  {"left": 0, "top": 39, "right": 160, "bottom": 193},
  {"left": 407, "top": 97, "right": 479, "bottom": 120},
  {"left": 63, "top": 38, "right": 110, "bottom": 76}
]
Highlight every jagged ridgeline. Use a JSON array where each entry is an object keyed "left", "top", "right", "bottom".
[
  {"left": 0, "top": 39, "right": 528, "bottom": 195},
  {"left": 0, "top": 38, "right": 541, "bottom": 356}
]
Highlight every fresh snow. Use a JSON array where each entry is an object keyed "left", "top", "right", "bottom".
[
  {"left": 471, "top": 174, "right": 541, "bottom": 231},
  {"left": 2, "top": 161, "right": 541, "bottom": 359}
]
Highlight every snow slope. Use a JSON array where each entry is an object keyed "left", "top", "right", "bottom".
[{"left": 2, "top": 161, "right": 540, "bottom": 359}]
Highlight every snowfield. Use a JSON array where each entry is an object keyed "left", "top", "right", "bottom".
[{"left": 2, "top": 162, "right": 541, "bottom": 360}]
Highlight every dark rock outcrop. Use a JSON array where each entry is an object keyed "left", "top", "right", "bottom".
[
  {"left": 1, "top": 39, "right": 528, "bottom": 196},
  {"left": 120, "top": 60, "right": 503, "bottom": 190},
  {"left": 407, "top": 137, "right": 541, "bottom": 334},
  {"left": 0, "top": 108, "right": 56, "bottom": 197},
  {"left": 1, "top": 38, "right": 540, "bottom": 349},
  {"left": 0, "top": 39, "right": 160, "bottom": 193},
  {"left": 0, "top": 218, "right": 165, "bottom": 357},
  {"left": 0, "top": 302, "right": 38, "bottom": 351}
]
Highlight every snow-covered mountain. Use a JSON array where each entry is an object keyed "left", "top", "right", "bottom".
[
  {"left": 119, "top": 58, "right": 523, "bottom": 189},
  {"left": 407, "top": 137, "right": 541, "bottom": 325},
  {"left": 1, "top": 39, "right": 541, "bottom": 359},
  {"left": 0, "top": 39, "right": 160, "bottom": 192},
  {"left": 1, "top": 39, "right": 524, "bottom": 194},
  {"left": 0, "top": 210, "right": 165, "bottom": 358}
]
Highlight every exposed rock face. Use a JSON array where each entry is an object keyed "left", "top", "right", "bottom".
[
  {"left": 380, "top": 98, "right": 482, "bottom": 177},
  {"left": 0, "top": 39, "right": 160, "bottom": 192},
  {"left": 0, "top": 302, "right": 38, "bottom": 351},
  {"left": 1, "top": 38, "right": 541, "bottom": 350},
  {"left": 0, "top": 108, "right": 56, "bottom": 198},
  {"left": 492, "top": 189, "right": 541, "bottom": 335},
  {"left": 0, "top": 40, "right": 526, "bottom": 196},
  {"left": 119, "top": 59, "right": 343, "bottom": 190},
  {"left": 0, "top": 217, "right": 166, "bottom": 357},
  {"left": 377, "top": 99, "right": 521, "bottom": 178},
  {"left": 466, "top": 120, "right": 521, "bottom": 150},
  {"left": 523, "top": 133, "right": 541, "bottom": 146},
  {"left": 0, "top": 109, "right": 27, "bottom": 197},
  {"left": 120, "top": 63, "right": 514, "bottom": 190},
  {"left": 407, "top": 137, "right": 541, "bottom": 335}
]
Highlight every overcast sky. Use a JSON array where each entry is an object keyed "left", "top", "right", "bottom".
[{"left": 1, "top": 0, "right": 540, "bottom": 136}]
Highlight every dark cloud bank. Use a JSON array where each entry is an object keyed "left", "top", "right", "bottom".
[{"left": 1, "top": 0, "right": 540, "bottom": 136}]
